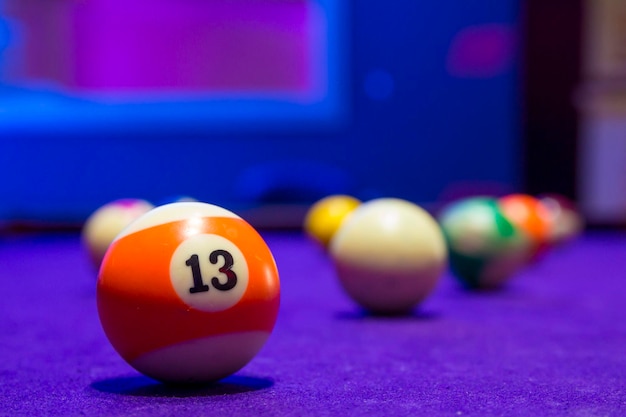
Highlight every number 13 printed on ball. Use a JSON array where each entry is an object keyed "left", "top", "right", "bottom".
[{"left": 170, "top": 234, "right": 250, "bottom": 313}]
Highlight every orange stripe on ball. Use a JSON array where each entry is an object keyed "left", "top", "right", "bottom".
[{"left": 97, "top": 216, "right": 280, "bottom": 361}]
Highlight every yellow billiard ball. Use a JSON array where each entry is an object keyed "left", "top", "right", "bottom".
[{"left": 303, "top": 195, "right": 361, "bottom": 248}]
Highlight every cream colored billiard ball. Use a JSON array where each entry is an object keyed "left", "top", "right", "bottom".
[
  {"left": 82, "top": 199, "right": 155, "bottom": 268},
  {"left": 329, "top": 198, "right": 447, "bottom": 314}
]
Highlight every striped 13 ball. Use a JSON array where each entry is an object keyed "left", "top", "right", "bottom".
[{"left": 97, "top": 202, "right": 280, "bottom": 384}]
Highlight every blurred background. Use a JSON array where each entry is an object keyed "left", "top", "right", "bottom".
[{"left": 0, "top": 0, "right": 621, "bottom": 228}]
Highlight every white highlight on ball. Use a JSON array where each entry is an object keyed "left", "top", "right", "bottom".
[{"left": 115, "top": 202, "right": 241, "bottom": 241}]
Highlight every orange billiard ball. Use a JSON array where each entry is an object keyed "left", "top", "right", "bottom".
[
  {"left": 97, "top": 202, "right": 280, "bottom": 384},
  {"left": 303, "top": 195, "right": 361, "bottom": 248},
  {"left": 498, "top": 194, "right": 551, "bottom": 256}
]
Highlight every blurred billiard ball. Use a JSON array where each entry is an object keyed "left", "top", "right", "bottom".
[
  {"left": 303, "top": 195, "right": 361, "bottom": 248},
  {"left": 97, "top": 202, "right": 280, "bottom": 384},
  {"left": 329, "top": 198, "right": 447, "bottom": 314},
  {"left": 82, "top": 198, "right": 154, "bottom": 268},
  {"left": 538, "top": 193, "right": 584, "bottom": 245},
  {"left": 498, "top": 193, "right": 551, "bottom": 257},
  {"left": 439, "top": 197, "right": 531, "bottom": 289}
]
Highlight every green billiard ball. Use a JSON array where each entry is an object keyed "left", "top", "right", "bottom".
[{"left": 438, "top": 197, "right": 531, "bottom": 289}]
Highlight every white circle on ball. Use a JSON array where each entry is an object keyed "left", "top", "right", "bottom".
[{"left": 170, "top": 234, "right": 249, "bottom": 312}]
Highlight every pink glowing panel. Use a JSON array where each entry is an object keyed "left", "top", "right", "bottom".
[
  {"left": 446, "top": 24, "right": 516, "bottom": 79},
  {"left": 4, "top": 1, "right": 76, "bottom": 83},
  {"left": 10, "top": 0, "right": 325, "bottom": 99}
]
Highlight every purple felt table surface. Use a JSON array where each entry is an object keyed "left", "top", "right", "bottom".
[{"left": 1, "top": 231, "right": 626, "bottom": 416}]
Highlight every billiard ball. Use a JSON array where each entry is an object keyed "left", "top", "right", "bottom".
[
  {"left": 439, "top": 197, "right": 531, "bottom": 289},
  {"left": 538, "top": 193, "right": 584, "bottom": 246},
  {"left": 303, "top": 195, "right": 361, "bottom": 248},
  {"left": 498, "top": 194, "right": 551, "bottom": 257},
  {"left": 97, "top": 202, "right": 280, "bottom": 384},
  {"left": 329, "top": 198, "right": 447, "bottom": 314},
  {"left": 82, "top": 198, "right": 154, "bottom": 268}
]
